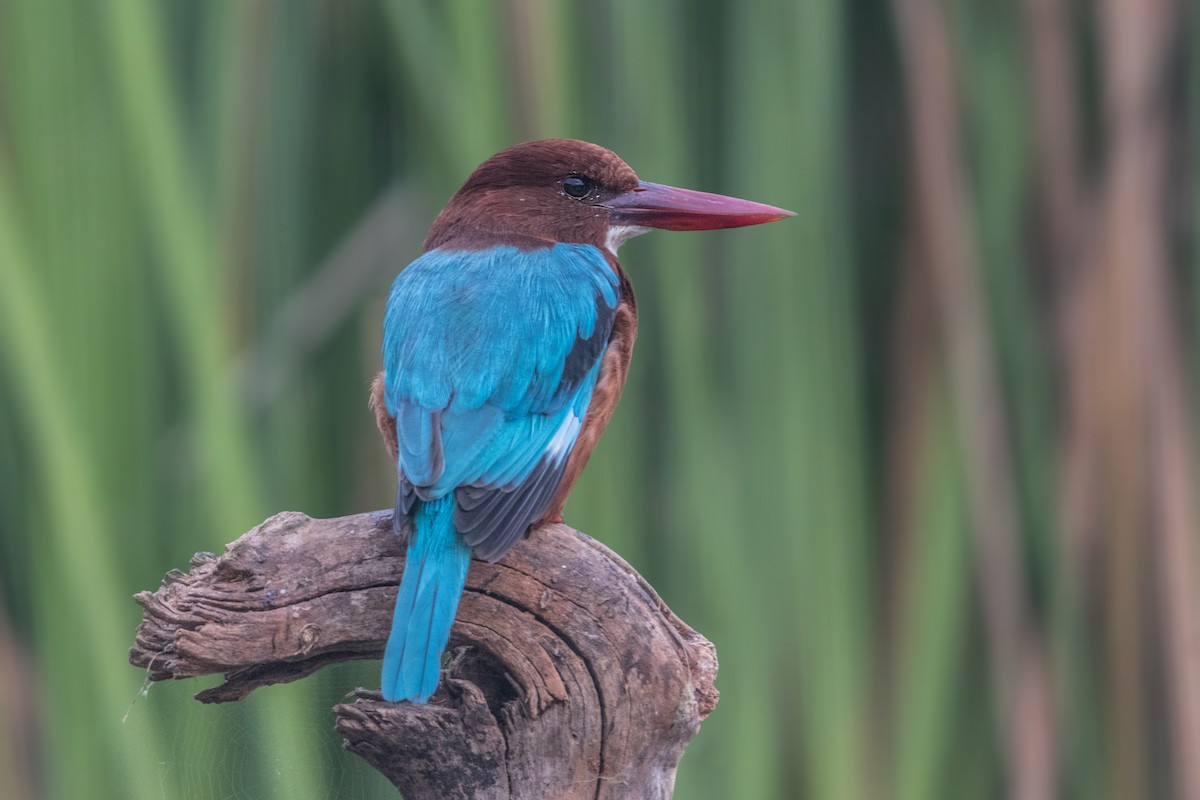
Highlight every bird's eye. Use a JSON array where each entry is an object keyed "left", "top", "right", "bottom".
[{"left": 562, "top": 175, "right": 595, "bottom": 199}]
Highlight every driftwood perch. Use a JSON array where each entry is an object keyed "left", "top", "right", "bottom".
[{"left": 129, "top": 510, "right": 718, "bottom": 799}]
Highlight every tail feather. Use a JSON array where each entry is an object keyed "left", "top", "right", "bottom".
[{"left": 382, "top": 495, "right": 471, "bottom": 702}]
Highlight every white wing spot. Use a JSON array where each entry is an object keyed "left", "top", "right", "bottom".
[{"left": 547, "top": 412, "right": 582, "bottom": 465}]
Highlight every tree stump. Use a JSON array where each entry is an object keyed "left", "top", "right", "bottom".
[{"left": 129, "top": 510, "right": 718, "bottom": 799}]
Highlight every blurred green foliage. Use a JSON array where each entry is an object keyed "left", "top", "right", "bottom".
[{"left": 1, "top": 1, "right": 1197, "bottom": 798}]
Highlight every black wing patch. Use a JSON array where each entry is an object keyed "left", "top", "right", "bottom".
[
  {"left": 555, "top": 294, "right": 616, "bottom": 403},
  {"left": 394, "top": 474, "right": 418, "bottom": 534},
  {"left": 454, "top": 455, "right": 571, "bottom": 562}
]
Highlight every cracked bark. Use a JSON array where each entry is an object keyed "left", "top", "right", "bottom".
[{"left": 129, "top": 510, "right": 718, "bottom": 799}]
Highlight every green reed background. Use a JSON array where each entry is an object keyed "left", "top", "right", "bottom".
[{"left": 1, "top": 1, "right": 1197, "bottom": 798}]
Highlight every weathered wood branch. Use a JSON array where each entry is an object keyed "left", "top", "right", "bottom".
[{"left": 129, "top": 510, "right": 718, "bottom": 799}]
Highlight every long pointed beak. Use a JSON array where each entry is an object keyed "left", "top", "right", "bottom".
[{"left": 603, "top": 181, "right": 795, "bottom": 231}]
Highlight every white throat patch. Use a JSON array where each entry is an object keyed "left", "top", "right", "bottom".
[{"left": 605, "top": 225, "right": 651, "bottom": 255}]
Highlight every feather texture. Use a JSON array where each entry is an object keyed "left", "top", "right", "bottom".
[
  {"left": 380, "top": 243, "right": 620, "bottom": 701},
  {"left": 381, "top": 496, "right": 471, "bottom": 702},
  {"left": 383, "top": 244, "right": 619, "bottom": 556}
]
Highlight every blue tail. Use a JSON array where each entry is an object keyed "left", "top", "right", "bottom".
[{"left": 382, "top": 496, "right": 472, "bottom": 703}]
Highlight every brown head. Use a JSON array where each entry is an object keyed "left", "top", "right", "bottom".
[{"left": 423, "top": 139, "right": 793, "bottom": 253}]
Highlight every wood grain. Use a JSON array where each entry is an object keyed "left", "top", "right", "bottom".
[{"left": 130, "top": 510, "right": 717, "bottom": 799}]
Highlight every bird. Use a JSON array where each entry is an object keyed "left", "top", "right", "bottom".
[{"left": 371, "top": 139, "right": 793, "bottom": 703}]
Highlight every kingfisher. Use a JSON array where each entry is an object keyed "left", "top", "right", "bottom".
[{"left": 372, "top": 139, "right": 792, "bottom": 703}]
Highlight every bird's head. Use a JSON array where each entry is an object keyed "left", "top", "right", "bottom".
[{"left": 423, "top": 139, "right": 794, "bottom": 254}]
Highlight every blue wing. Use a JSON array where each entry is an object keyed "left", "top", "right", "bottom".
[{"left": 382, "top": 244, "right": 619, "bottom": 561}]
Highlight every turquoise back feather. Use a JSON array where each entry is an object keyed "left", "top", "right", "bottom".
[{"left": 380, "top": 243, "right": 619, "bottom": 702}]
